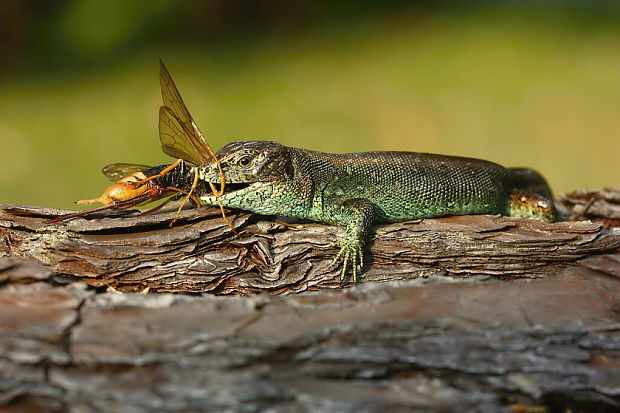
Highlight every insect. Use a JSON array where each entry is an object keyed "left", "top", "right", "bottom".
[{"left": 54, "top": 61, "right": 233, "bottom": 229}]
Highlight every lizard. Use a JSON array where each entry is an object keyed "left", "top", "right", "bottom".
[{"left": 189, "top": 140, "right": 556, "bottom": 281}]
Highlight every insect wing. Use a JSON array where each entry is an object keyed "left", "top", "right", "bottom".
[
  {"left": 102, "top": 163, "right": 150, "bottom": 182},
  {"left": 159, "top": 60, "right": 217, "bottom": 165},
  {"left": 159, "top": 106, "right": 206, "bottom": 165}
]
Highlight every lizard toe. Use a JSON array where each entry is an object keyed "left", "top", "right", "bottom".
[{"left": 332, "top": 242, "right": 364, "bottom": 283}]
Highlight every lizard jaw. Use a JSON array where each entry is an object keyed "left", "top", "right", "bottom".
[
  {"left": 199, "top": 181, "right": 260, "bottom": 204},
  {"left": 199, "top": 181, "right": 286, "bottom": 216}
]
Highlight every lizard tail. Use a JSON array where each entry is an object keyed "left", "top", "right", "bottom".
[{"left": 508, "top": 167, "right": 553, "bottom": 199}]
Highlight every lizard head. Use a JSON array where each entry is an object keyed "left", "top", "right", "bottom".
[{"left": 198, "top": 140, "right": 295, "bottom": 212}]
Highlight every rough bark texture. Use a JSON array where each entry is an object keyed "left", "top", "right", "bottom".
[
  {"left": 1, "top": 189, "right": 619, "bottom": 294},
  {"left": 1, "top": 188, "right": 619, "bottom": 412}
]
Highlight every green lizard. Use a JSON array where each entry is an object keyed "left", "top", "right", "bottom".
[{"left": 196, "top": 140, "right": 556, "bottom": 281}]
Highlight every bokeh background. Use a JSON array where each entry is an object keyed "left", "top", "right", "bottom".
[{"left": 1, "top": 1, "right": 619, "bottom": 210}]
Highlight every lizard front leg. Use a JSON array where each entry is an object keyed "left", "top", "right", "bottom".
[{"left": 324, "top": 198, "right": 374, "bottom": 282}]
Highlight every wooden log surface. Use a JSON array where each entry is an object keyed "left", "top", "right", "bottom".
[
  {"left": 1, "top": 188, "right": 619, "bottom": 294},
  {"left": 1, "top": 188, "right": 619, "bottom": 412}
]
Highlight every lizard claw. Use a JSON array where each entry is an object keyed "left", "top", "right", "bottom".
[{"left": 330, "top": 241, "right": 364, "bottom": 282}]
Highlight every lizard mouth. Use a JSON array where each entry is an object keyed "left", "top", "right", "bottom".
[{"left": 222, "top": 182, "right": 252, "bottom": 193}]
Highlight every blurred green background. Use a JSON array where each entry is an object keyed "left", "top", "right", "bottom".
[{"left": 0, "top": 1, "right": 618, "bottom": 210}]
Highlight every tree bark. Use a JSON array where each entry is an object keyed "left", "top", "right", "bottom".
[
  {"left": 1, "top": 188, "right": 619, "bottom": 412},
  {"left": 1, "top": 188, "right": 619, "bottom": 294}
]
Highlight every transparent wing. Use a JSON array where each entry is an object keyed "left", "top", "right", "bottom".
[
  {"left": 159, "top": 106, "right": 206, "bottom": 165},
  {"left": 102, "top": 163, "right": 150, "bottom": 182},
  {"left": 158, "top": 60, "right": 217, "bottom": 165}
]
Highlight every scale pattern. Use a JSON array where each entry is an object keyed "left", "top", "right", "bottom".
[{"left": 290, "top": 149, "right": 513, "bottom": 222}]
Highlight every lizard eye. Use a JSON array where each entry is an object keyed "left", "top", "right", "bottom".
[{"left": 238, "top": 156, "right": 252, "bottom": 167}]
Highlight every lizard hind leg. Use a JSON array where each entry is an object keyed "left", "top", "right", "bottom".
[{"left": 508, "top": 190, "right": 556, "bottom": 223}]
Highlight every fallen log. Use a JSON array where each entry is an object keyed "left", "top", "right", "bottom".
[
  {"left": 1, "top": 188, "right": 619, "bottom": 294},
  {"left": 0, "top": 188, "right": 619, "bottom": 412}
]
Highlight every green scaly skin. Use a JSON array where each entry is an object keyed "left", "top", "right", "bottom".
[{"left": 196, "top": 141, "right": 556, "bottom": 281}]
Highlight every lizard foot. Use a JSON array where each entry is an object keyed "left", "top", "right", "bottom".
[
  {"left": 509, "top": 190, "right": 556, "bottom": 222},
  {"left": 330, "top": 241, "right": 364, "bottom": 282}
]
